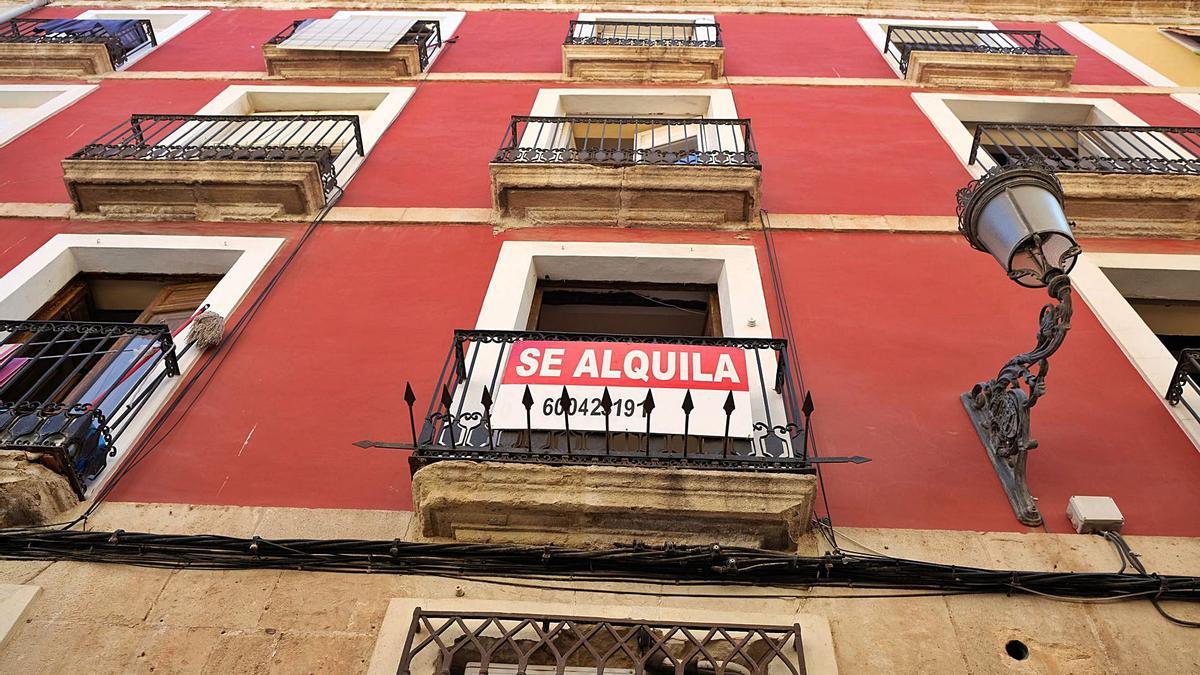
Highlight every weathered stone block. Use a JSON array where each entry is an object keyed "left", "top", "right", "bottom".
[
  {"left": 411, "top": 460, "right": 817, "bottom": 550},
  {"left": 0, "top": 451, "right": 77, "bottom": 529},
  {"left": 562, "top": 44, "right": 724, "bottom": 82},
  {"left": 61, "top": 159, "right": 330, "bottom": 221},
  {"left": 905, "top": 51, "right": 1077, "bottom": 90},
  {"left": 262, "top": 42, "right": 423, "bottom": 80},
  {"left": 0, "top": 43, "right": 114, "bottom": 79},
  {"left": 490, "top": 162, "right": 761, "bottom": 228},
  {"left": 1060, "top": 173, "right": 1200, "bottom": 239}
]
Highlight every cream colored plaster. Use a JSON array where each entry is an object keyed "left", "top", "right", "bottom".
[{"left": 0, "top": 585, "right": 40, "bottom": 651}]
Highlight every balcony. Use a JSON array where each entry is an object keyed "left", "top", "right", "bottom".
[
  {"left": 563, "top": 19, "right": 724, "bottom": 82},
  {"left": 0, "top": 320, "right": 179, "bottom": 499},
  {"left": 885, "top": 26, "right": 1075, "bottom": 89},
  {"left": 403, "top": 330, "right": 821, "bottom": 549},
  {"left": 395, "top": 608, "right": 808, "bottom": 674},
  {"left": 0, "top": 18, "right": 156, "bottom": 78},
  {"left": 490, "top": 116, "right": 761, "bottom": 227},
  {"left": 62, "top": 113, "right": 364, "bottom": 220},
  {"left": 1167, "top": 349, "right": 1199, "bottom": 426},
  {"left": 262, "top": 17, "right": 442, "bottom": 80},
  {"left": 969, "top": 124, "right": 1200, "bottom": 235}
]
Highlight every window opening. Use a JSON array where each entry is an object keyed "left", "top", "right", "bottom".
[{"left": 529, "top": 280, "right": 721, "bottom": 337}]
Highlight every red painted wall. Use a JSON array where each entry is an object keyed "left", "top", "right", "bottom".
[
  {"left": 719, "top": 15, "right": 896, "bottom": 78},
  {"left": 0, "top": 80, "right": 227, "bottom": 204},
  {"left": 90, "top": 223, "right": 1200, "bottom": 537},
  {"left": 433, "top": 11, "right": 570, "bottom": 73},
  {"left": 131, "top": 9, "right": 335, "bottom": 73},
  {"left": 997, "top": 22, "right": 1143, "bottom": 86}
]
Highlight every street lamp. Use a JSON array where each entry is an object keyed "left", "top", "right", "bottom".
[{"left": 956, "top": 164, "right": 1081, "bottom": 527}]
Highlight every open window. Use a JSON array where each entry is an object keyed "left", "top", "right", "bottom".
[
  {"left": 71, "top": 9, "right": 208, "bottom": 68},
  {"left": 528, "top": 281, "right": 721, "bottom": 336}
]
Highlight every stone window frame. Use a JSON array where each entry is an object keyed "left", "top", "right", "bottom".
[
  {"left": 365, "top": 597, "right": 838, "bottom": 675},
  {"left": 1071, "top": 252, "right": 1200, "bottom": 448},
  {"left": 0, "top": 84, "right": 96, "bottom": 148},
  {"left": 0, "top": 233, "right": 284, "bottom": 493},
  {"left": 326, "top": 10, "right": 466, "bottom": 69},
  {"left": 857, "top": 18, "right": 999, "bottom": 79},
  {"left": 911, "top": 91, "right": 1157, "bottom": 178},
  {"left": 474, "top": 240, "right": 786, "bottom": 433},
  {"left": 72, "top": 9, "right": 211, "bottom": 69},
  {"left": 190, "top": 84, "right": 415, "bottom": 189},
  {"left": 1058, "top": 22, "right": 1180, "bottom": 87}
]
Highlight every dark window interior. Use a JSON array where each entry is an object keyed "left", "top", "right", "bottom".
[
  {"left": 529, "top": 281, "right": 721, "bottom": 337},
  {"left": 1127, "top": 298, "right": 1200, "bottom": 359}
]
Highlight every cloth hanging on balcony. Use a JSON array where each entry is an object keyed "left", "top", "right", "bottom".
[{"left": 0, "top": 343, "right": 29, "bottom": 389}]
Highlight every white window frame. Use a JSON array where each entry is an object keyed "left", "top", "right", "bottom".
[
  {"left": 367, "top": 597, "right": 837, "bottom": 675},
  {"left": 328, "top": 10, "right": 464, "bottom": 69},
  {"left": 1058, "top": 22, "right": 1180, "bottom": 87},
  {"left": 526, "top": 87, "right": 740, "bottom": 154},
  {"left": 471, "top": 241, "right": 786, "bottom": 444},
  {"left": 189, "top": 84, "right": 414, "bottom": 189},
  {"left": 0, "top": 84, "right": 96, "bottom": 148},
  {"left": 1071, "top": 252, "right": 1200, "bottom": 448},
  {"left": 73, "top": 9, "right": 210, "bottom": 69},
  {"left": 0, "top": 234, "right": 284, "bottom": 493},
  {"left": 858, "top": 18, "right": 998, "bottom": 79},
  {"left": 912, "top": 92, "right": 1158, "bottom": 177}
]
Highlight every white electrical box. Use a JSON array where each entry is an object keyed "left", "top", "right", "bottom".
[{"left": 1067, "top": 496, "right": 1124, "bottom": 534}]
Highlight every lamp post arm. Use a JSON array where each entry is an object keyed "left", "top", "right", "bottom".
[{"left": 962, "top": 273, "right": 1073, "bottom": 527}]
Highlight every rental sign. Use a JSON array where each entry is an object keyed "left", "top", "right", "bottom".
[{"left": 491, "top": 340, "right": 754, "bottom": 437}]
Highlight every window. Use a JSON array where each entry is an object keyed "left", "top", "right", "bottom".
[
  {"left": 1070, "top": 253, "right": 1200, "bottom": 446},
  {"left": 326, "top": 10, "right": 464, "bottom": 67},
  {"left": 368, "top": 599, "right": 837, "bottom": 674},
  {"left": 529, "top": 281, "right": 721, "bottom": 336},
  {"left": 912, "top": 92, "right": 1159, "bottom": 175},
  {"left": 571, "top": 12, "right": 718, "bottom": 45},
  {"left": 1160, "top": 26, "right": 1200, "bottom": 54},
  {"left": 0, "top": 234, "right": 283, "bottom": 492},
  {"left": 858, "top": 18, "right": 997, "bottom": 78},
  {"left": 0, "top": 84, "right": 96, "bottom": 148}
]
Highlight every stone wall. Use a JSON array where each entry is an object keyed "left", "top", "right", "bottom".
[{"left": 0, "top": 502, "right": 1197, "bottom": 673}]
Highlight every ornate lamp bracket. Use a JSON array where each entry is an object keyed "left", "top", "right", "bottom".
[{"left": 961, "top": 273, "right": 1073, "bottom": 526}]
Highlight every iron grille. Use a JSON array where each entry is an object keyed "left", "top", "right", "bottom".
[
  {"left": 884, "top": 26, "right": 1069, "bottom": 75},
  {"left": 266, "top": 18, "right": 442, "bottom": 71},
  {"left": 494, "top": 117, "right": 758, "bottom": 168},
  {"left": 0, "top": 17, "right": 156, "bottom": 68},
  {"left": 403, "top": 329, "right": 814, "bottom": 473},
  {"left": 1166, "top": 348, "right": 1200, "bottom": 424},
  {"left": 969, "top": 124, "right": 1200, "bottom": 174},
  {"left": 0, "top": 320, "right": 179, "bottom": 496},
  {"left": 565, "top": 20, "right": 722, "bottom": 48},
  {"left": 66, "top": 114, "right": 366, "bottom": 199},
  {"left": 396, "top": 609, "right": 807, "bottom": 675}
]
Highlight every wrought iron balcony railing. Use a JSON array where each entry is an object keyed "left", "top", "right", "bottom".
[
  {"left": 390, "top": 329, "right": 819, "bottom": 473},
  {"left": 1167, "top": 348, "right": 1199, "bottom": 425},
  {"left": 398, "top": 607, "right": 811, "bottom": 667},
  {"left": 67, "top": 114, "right": 366, "bottom": 199},
  {"left": 884, "top": 26, "right": 1069, "bottom": 75},
  {"left": 266, "top": 18, "right": 442, "bottom": 71},
  {"left": 0, "top": 320, "right": 179, "bottom": 497},
  {"left": 494, "top": 117, "right": 759, "bottom": 168},
  {"left": 969, "top": 124, "right": 1200, "bottom": 175},
  {"left": 0, "top": 17, "right": 157, "bottom": 69},
  {"left": 565, "top": 19, "right": 722, "bottom": 47},
  {"left": 396, "top": 608, "right": 808, "bottom": 674}
]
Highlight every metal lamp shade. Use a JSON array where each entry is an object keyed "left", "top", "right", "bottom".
[{"left": 958, "top": 166, "right": 1079, "bottom": 288}]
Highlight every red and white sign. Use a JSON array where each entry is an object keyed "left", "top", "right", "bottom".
[{"left": 491, "top": 340, "right": 754, "bottom": 437}]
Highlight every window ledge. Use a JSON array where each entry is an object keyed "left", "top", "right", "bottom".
[
  {"left": 906, "top": 51, "right": 1077, "bottom": 90},
  {"left": 412, "top": 460, "right": 817, "bottom": 550},
  {"left": 562, "top": 43, "right": 725, "bottom": 82},
  {"left": 263, "top": 42, "right": 424, "bottom": 80},
  {"left": 1060, "top": 172, "right": 1200, "bottom": 238}
]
